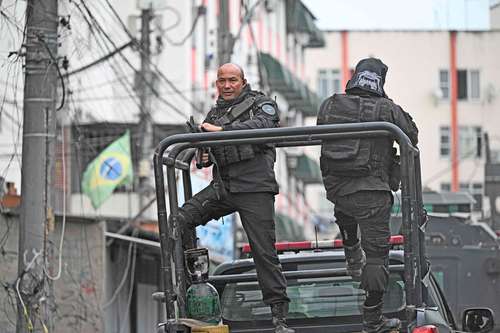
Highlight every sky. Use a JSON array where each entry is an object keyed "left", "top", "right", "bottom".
[{"left": 302, "top": 0, "right": 492, "bottom": 31}]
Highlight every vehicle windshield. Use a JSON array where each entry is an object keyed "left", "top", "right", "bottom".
[{"left": 221, "top": 272, "right": 405, "bottom": 321}]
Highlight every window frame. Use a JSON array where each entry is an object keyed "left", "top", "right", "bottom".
[
  {"left": 317, "top": 69, "right": 342, "bottom": 100},
  {"left": 438, "top": 69, "right": 480, "bottom": 102},
  {"left": 439, "top": 126, "right": 482, "bottom": 160},
  {"left": 439, "top": 126, "right": 451, "bottom": 159}
]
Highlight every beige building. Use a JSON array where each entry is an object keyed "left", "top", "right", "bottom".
[{"left": 304, "top": 5, "right": 500, "bottom": 216}]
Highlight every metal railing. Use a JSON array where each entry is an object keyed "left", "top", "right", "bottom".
[{"left": 153, "top": 122, "right": 426, "bottom": 321}]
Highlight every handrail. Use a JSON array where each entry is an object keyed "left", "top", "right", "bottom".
[{"left": 209, "top": 265, "right": 405, "bottom": 284}]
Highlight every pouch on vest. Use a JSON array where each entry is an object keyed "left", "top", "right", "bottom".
[
  {"left": 211, "top": 96, "right": 258, "bottom": 166},
  {"left": 319, "top": 95, "right": 372, "bottom": 176}
]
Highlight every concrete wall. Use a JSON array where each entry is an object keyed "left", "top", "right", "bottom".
[{"left": 0, "top": 213, "right": 106, "bottom": 332}]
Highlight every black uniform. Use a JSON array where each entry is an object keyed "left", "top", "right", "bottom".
[
  {"left": 173, "top": 84, "right": 289, "bottom": 306},
  {"left": 317, "top": 58, "right": 418, "bottom": 301}
]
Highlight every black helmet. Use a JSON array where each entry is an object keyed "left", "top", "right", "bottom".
[{"left": 345, "top": 58, "right": 388, "bottom": 97}]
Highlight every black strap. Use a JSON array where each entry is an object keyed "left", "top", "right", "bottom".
[{"left": 217, "top": 96, "right": 256, "bottom": 125}]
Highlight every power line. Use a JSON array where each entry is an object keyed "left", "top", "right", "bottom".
[
  {"left": 77, "top": 0, "right": 188, "bottom": 119},
  {"left": 163, "top": 5, "right": 204, "bottom": 46},
  {"left": 68, "top": 87, "right": 209, "bottom": 102},
  {"left": 422, "top": 147, "right": 480, "bottom": 187},
  {"left": 64, "top": 40, "right": 134, "bottom": 77},
  {"left": 39, "top": 36, "right": 66, "bottom": 111},
  {"left": 67, "top": 72, "right": 133, "bottom": 93},
  {"left": 71, "top": 1, "right": 147, "bottom": 121},
  {"left": 100, "top": 0, "right": 204, "bottom": 116}
]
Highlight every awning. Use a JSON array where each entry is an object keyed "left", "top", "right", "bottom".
[
  {"left": 276, "top": 213, "right": 304, "bottom": 242},
  {"left": 286, "top": 0, "right": 325, "bottom": 48},
  {"left": 291, "top": 154, "right": 322, "bottom": 184},
  {"left": 259, "top": 52, "right": 322, "bottom": 117},
  {"left": 392, "top": 191, "right": 475, "bottom": 214}
]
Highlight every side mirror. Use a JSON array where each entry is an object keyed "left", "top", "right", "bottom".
[{"left": 462, "top": 308, "right": 495, "bottom": 333}]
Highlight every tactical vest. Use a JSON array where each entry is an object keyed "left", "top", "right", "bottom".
[
  {"left": 318, "top": 94, "right": 393, "bottom": 180},
  {"left": 207, "top": 92, "right": 271, "bottom": 166}
]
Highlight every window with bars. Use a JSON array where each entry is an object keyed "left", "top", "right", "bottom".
[
  {"left": 439, "top": 69, "right": 480, "bottom": 101},
  {"left": 440, "top": 126, "right": 451, "bottom": 158},
  {"left": 439, "top": 70, "right": 449, "bottom": 99},
  {"left": 317, "top": 69, "right": 342, "bottom": 99},
  {"left": 70, "top": 123, "right": 185, "bottom": 193},
  {"left": 459, "top": 126, "right": 482, "bottom": 158},
  {"left": 439, "top": 126, "right": 482, "bottom": 159}
]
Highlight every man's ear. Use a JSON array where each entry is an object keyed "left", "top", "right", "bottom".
[{"left": 242, "top": 78, "right": 247, "bottom": 86}]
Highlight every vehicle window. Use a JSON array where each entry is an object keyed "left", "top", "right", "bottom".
[
  {"left": 427, "top": 274, "right": 455, "bottom": 327},
  {"left": 220, "top": 273, "right": 405, "bottom": 321}
]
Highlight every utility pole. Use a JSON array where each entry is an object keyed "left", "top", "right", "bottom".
[
  {"left": 17, "top": 0, "right": 58, "bottom": 331},
  {"left": 217, "top": 0, "right": 232, "bottom": 66},
  {"left": 137, "top": 7, "right": 153, "bottom": 214}
]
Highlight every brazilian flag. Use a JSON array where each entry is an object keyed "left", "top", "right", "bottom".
[{"left": 81, "top": 130, "right": 133, "bottom": 209}]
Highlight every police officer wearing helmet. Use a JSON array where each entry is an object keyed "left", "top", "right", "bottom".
[
  {"left": 317, "top": 58, "right": 418, "bottom": 333},
  {"left": 172, "top": 63, "right": 294, "bottom": 333}
]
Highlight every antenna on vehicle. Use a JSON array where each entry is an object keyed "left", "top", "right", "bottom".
[{"left": 314, "top": 225, "right": 320, "bottom": 251}]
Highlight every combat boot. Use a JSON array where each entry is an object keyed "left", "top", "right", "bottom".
[
  {"left": 270, "top": 302, "right": 295, "bottom": 333},
  {"left": 362, "top": 302, "right": 401, "bottom": 333},
  {"left": 344, "top": 241, "right": 366, "bottom": 281}
]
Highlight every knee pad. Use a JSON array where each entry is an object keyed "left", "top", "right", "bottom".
[{"left": 360, "top": 258, "right": 389, "bottom": 293}]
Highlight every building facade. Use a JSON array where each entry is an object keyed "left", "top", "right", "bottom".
[{"left": 304, "top": 5, "right": 500, "bottom": 217}]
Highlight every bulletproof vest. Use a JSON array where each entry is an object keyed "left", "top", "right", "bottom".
[
  {"left": 207, "top": 92, "right": 266, "bottom": 166},
  {"left": 319, "top": 94, "right": 393, "bottom": 180}
]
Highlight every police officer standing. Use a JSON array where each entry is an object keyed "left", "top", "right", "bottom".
[
  {"left": 317, "top": 58, "right": 418, "bottom": 333},
  {"left": 171, "top": 63, "right": 294, "bottom": 333}
]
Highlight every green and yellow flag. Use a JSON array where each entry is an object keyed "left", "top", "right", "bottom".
[{"left": 81, "top": 130, "right": 133, "bottom": 209}]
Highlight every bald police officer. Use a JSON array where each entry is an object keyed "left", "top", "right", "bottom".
[
  {"left": 317, "top": 58, "right": 418, "bottom": 333},
  {"left": 171, "top": 63, "right": 294, "bottom": 333}
]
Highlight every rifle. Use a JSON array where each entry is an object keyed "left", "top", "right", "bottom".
[
  {"left": 186, "top": 116, "right": 211, "bottom": 169},
  {"left": 389, "top": 148, "right": 401, "bottom": 192}
]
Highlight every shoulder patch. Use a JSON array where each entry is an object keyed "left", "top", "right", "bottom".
[{"left": 261, "top": 104, "right": 276, "bottom": 116}]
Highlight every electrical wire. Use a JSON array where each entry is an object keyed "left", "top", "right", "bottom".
[
  {"left": 39, "top": 36, "right": 66, "bottom": 111},
  {"left": 245, "top": 7, "right": 265, "bottom": 91},
  {"left": 67, "top": 72, "right": 133, "bottom": 93},
  {"left": 118, "top": 237, "right": 137, "bottom": 333},
  {"left": 71, "top": 1, "right": 144, "bottom": 121},
  {"left": 69, "top": 86, "right": 208, "bottom": 102},
  {"left": 422, "top": 147, "right": 480, "bottom": 187},
  {"left": 0, "top": 56, "right": 23, "bottom": 182},
  {"left": 232, "top": 0, "right": 264, "bottom": 57},
  {"left": 63, "top": 40, "right": 134, "bottom": 78},
  {"left": 99, "top": 0, "right": 204, "bottom": 116},
  {"left": 162, "top": 5, "right": 203, "bottom": 46},
  {"left": 156, "top": 6, "right": 181, "bottom": 33},
  {"left": 77, "top": 0, "right": 188, "bottom": 120},
  {"left": 101, "top": 240, "right": 136, "bottom": 309},
  {"left": 43, "top": 124, "right": 67, "bottom": 281},
  {"left": 15, "top": 249, "right": 43, "bottom": 332}
]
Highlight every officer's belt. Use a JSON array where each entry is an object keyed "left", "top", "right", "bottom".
[{"left": 217, "top": 96, "right": 256, "bottom": 125}]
